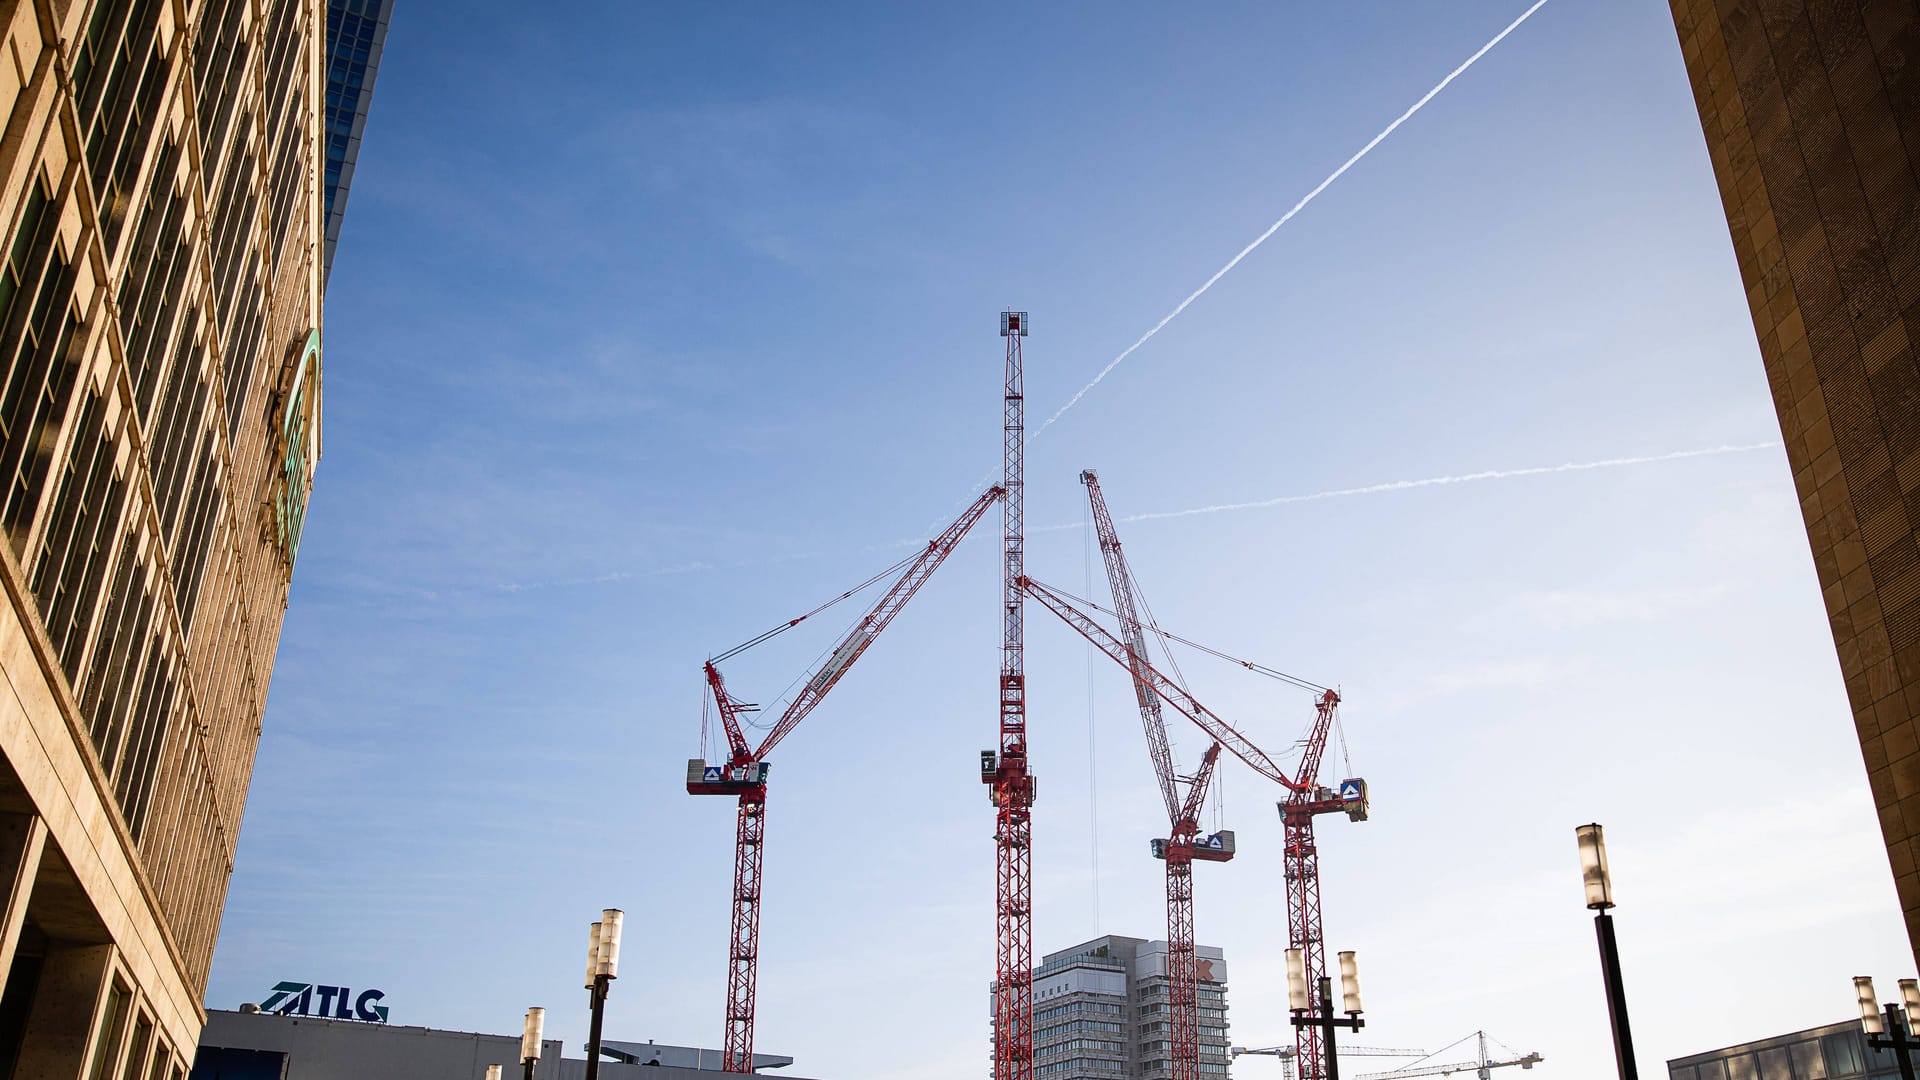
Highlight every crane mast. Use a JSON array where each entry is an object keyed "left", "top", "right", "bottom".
[
  {"left": 1019, "top": 572, "right": 1369, "bottom": 1080},
  {"left": 1285, "top": 688, "right": 1357, "bottom": 1080},
  {"left": 1082, "top": 469, "right": 1229, "bottom": 1080},
  {"left": 982, "top": 311, "right": 1035, "bottom": 1080},
  {"left": 691, "top": 484, "right": 1003, "bottom": 1072}
]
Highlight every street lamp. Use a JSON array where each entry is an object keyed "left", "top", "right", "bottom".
[
  {"left": 583, "top": 909, "right": 624, "bottom": 1080},
  {"left": 1576, "top": 823, "right": 1637, "bottom": 1080},
  {"left": 520, "top": 1007, "right": 545, "bottom": 1080},
  {"left": 485, "top": 1068, "right": 502, "bottom": 1080},
  {"left": 1853, "top": 975, "right": 1920, "bottom": 1080},
  {"left": 1288, "top": 947, "right": 1366, "bottom": 1080}
]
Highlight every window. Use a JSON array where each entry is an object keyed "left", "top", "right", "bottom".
[
  {"left": 1825, "top": 1033, "right": 1866, "bottom": 1076},
  {"left": 86, "top": 982, "right": 130, "bottom": 1080},
  {"left": 119, "top": 1012, "right": 151, "bottom": 1080},
  {"left": 1791, "top": 1040, "right": 1827, "bottom": 1079}
]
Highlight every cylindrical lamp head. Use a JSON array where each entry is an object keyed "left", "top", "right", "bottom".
[
  {"left": 598, "top": 908, "right": 625, "bottom": 979},
  {"left": 1338, "top": 950, "right": 1364, "bottom": 1014},
  {"left": 1285, "top": 948, "right": 1308, "bottom": 1013},
  {"left": 486, "top": 1068, "right": 502, "bottom": 1080},
  {"left": 1902, "top": 980, "right": 1920, "bottom": 1034},
  {"left": 585, "top": 921, "right": 602, "bottom": 989},
  {"left": 521, "top": 1007, "right": 546, "bottom": 1062},
  {"left": 1857, "top": 977, "right": 1884, "bottom": 1034},
  {"left": 1576, "top": 823, "right": 1613, "bottom": 910}
]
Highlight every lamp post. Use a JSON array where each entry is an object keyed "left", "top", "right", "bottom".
[
  {"left": 1576, "top": 823, "right": 1637, "bottom": 1080},
  {"left": 519, "top": 1007, "right": 545, "bottom": 1080},
  {"left": 583, "top": 909, "right": 624, "bottom": 1080},
  {"left": 1287, "top": 947, "right": 1366, "bottom": 1080},
  {"left": 1853, "top": 976, "right": 1920, "bottom": 1080}
]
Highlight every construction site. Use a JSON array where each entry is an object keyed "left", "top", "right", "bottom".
[{"left": 680, "top": 312, "right": 1545, "bottom": 1080}]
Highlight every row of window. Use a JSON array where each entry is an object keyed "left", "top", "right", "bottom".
[
  {"left": 85, "top": 974, "right": 187, "bottom": 1080},
  {"left": 0, "top": 0, "right": 317, "bottom": 997},
  {"left": 1673, "top": 1030, "right": 1910, "bottom": 1080},
  {"left": 1038, "top": 1019, "right": 1126, "bottom": 1039},
  {"left": 1036, "top": 999, "right": 1125, "bottom": 1023}
]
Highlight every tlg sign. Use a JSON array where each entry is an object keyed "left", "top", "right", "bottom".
[{"left": 261, "top": 981, "right": 389, "bottom": 1023}]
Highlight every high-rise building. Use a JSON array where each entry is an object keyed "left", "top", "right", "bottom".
[
  {"left": 321, "top": 0, "right": 389, "bottom": 276},
  {"left": 1666, "top": 2, "right": 1920, "bottom": 960},
  {"left": 0, "top": 0, "right": 342, "bottom": 1074},
  {"left": 1014, "top": 935, "right": 1230, "bottom": 1080}
]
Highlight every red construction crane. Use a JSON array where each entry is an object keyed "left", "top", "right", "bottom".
[
  {"left": 689, "top": 484, "right": 1003, "bottom": 1072},
  {"left": 1018, "top": 575, "right": 1368, "bottom": 1080},
  {"left": 981, "top": 310, "right": 1035, "bottom": 1080},
  {"left": 1081, "top": 469, "right": 1232, "bottom": 1080}
]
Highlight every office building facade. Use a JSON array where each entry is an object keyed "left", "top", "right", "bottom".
[
  {"left": 1019, "top": 934, "right": 1230, "bottom": 1079},
  {"left": 1667, "top": 2, "right": 1920, "bottom": 958},
  {"left": 1668, "top": 1017, "right": 1905, "bottom": 1079},
  {"left": 0, "top": 0, "right": 334, "bottom": 1074}
]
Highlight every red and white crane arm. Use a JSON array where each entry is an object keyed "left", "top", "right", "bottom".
[
  {"left": 1081, "top": 470, "right": 1183, "bottom": 820},
  {"left": 745, "top": 485, "right": 1005, "bottom": 761},
  {"left": 1019, "top": 575, "right": 1305, "bottom": 793}
]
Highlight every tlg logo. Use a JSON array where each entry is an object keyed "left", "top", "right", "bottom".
[{"left": 260, "top": 982, "right": 389, "bottom": 1023}]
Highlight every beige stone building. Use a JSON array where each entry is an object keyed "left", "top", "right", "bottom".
[
  {"left": 0, "top": 0, "right": 329, "bottom": 1074},
  {"left": 1668, "top": 1, "right": 1920, "bottom": 959}
]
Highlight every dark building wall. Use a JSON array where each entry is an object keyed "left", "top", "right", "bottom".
[{"left": 1667, "top": 0, "right": 1920, "bottom": 957}]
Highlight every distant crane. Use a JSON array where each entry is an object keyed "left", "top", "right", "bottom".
[
  {"left": 1018, "top": 568, "right": 1368, "bottom": 1080},
  {"left": 1081, "top": 469, "right": 1231, "bottom": 1080},
  {"left": 689, "top": 485, "right": 1003, "bottom": 1071},
  {"left": 1235, "top": 1044, "right": 1429, "bottom": 1080},
  {"left": 1356, "top": 1032, "right": 1544, "bottom": 1080}
]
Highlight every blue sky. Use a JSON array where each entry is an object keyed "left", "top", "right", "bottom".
[{"left": 207, "top": 2, "right": 1909, "bottom": 1077}]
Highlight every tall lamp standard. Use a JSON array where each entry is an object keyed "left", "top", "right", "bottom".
[
  {"left": 520, "top": 1007, "right": 545, "bottom": 1080},
  {"left": 1577, "top": 823, "right": 1637, "bottom": 1080},
  {"left": 583, "top": 909, "right": 625, "bottom": 1080},
  {"left": 1287, "top": 947, "right": 1366, "bottom": 1080},
  {"left": 1853, "top": 975, "right": 1920, "bottom": 1080}
]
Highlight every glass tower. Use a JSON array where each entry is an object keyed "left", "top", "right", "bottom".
[{"left": 323, "top": 0, "right": 392, "bottom": 276}]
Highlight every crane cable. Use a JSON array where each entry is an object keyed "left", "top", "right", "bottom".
[
  {"left": 1026, "top": 579, "right": 1331, "bottom": 695},
  {"left": 710, "top": 547, "right": 922, "bottom": 665}
]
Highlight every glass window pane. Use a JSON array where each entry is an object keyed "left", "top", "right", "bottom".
[
  {"left": 119, "top": 1014, "right": 151, "bottom": 1080},
  {"left": 1825, "top": 1033, "right": 1866, "bottom": 1076},
  {"left": 86, "top": 983, "right": 129, "bottom": 1080},
  {"left": 1758, "top": 1048, "right": 1791, "bottom": 1080},
  {"left": 1672, "top": 1067, "right": 1700, "bottom": 1080},
  {"left": 1730, "top": 1056, "right": 1759, "bottom": 1080},
  {"left": 1793, "top": 1040, "right": 1828, "bottom": 1080},
  {"left": 1698, "top": 1060, "right": 1730, "bottom": 1080}
]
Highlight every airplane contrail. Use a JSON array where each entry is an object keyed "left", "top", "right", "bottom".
[
  {"left": 1027, "top": 0, "right": 1556, "bottom": 442},
  {"left": 1074, "top": 443, "right": 1781, "bottom": 528}
]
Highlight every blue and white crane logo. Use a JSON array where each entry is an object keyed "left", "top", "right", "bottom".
[{"left": 1338, "top": 780, "right": 1364, "bottom": 803}]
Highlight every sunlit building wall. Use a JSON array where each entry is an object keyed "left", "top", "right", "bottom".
[
  {"left": 0, "top": 0, "right": 329, "bottom": 1073},
  {"left": 1669, "top": 1, "right": 1920, "bottom": 960}
]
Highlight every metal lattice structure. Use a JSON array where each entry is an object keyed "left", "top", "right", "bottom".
[
  {"left": 693, "top": 486, "right": 1003, "bottom": 1070},
  {"left": 1082, "top": 470, "right": 1230, "bottom": 1080},
  {"left": 984, "top": 311, "right": 1036, "bottom": 1080},
  {"left": 1020, "top": 575, "right": 1365, "bottom": 1080}
]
